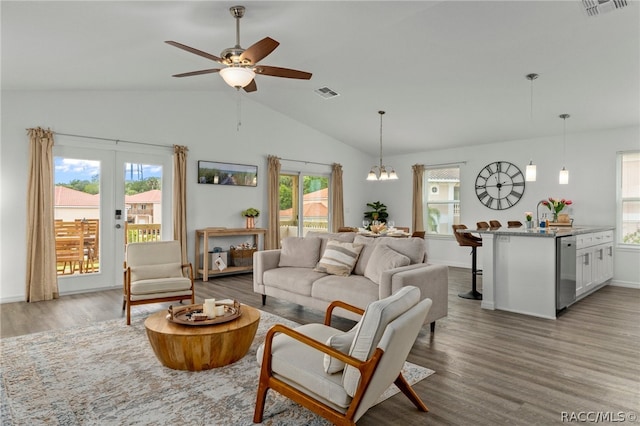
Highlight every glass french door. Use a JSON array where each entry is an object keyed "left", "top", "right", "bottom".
[
  {"left": 53, "top": 144, "right": 172, "bottom": 294},
  {"left": 279, "top": 172, "right": 330, "bottom": 237}
]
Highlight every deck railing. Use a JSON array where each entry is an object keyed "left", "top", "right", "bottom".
[{"left": 125, "top": 223, "right": 162, "bottom": 244}]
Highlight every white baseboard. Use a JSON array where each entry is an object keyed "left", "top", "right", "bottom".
[{"left": 609, "top": 280, "right": 640, "bottom": 289}]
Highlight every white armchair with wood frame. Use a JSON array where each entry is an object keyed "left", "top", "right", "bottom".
[
  {"left": 254, "top": 286, "right": 431, "bottom": 425},
  {"left": 122, "top": 240, "right": 195, "bottom": 325}
]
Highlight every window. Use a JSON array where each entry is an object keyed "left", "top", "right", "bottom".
[
  {"left": 618, "top": 151, "right": 640, "bottom": 246},
  {"left": 424, "top": 166, "right": 460, "bottom": 235},
  {"left": 279, "top": 173, "right": 330, "bottom": 237}
]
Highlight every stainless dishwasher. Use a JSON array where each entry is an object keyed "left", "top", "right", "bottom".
[{"left": 556, "top": 236, "right": 577, "bottom": 311}]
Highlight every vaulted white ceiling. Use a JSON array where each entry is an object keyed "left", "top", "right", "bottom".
[{"left": 2, "top": 1, "right": 638, "bottom": 156}]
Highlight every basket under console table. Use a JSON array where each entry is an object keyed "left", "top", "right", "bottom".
[{"left": 195, "top": 227, "right": 267, "bottom": 281}]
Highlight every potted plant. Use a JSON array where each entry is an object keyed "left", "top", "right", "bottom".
[
  {"left": 363, "top": 201, "right": 389, "bottom": 226},
  {"left": 241, "top": 208, "right": 260, "bottom": 229}
]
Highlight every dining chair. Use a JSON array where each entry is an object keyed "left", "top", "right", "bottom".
[
  {"left": 338, "top": 227, "right": 358, "bottom": 232},
  {"left": 55, "top": 223, "right": 84, "bottom": 275}
]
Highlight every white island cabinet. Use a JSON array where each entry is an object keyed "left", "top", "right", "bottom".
[{"left": 467, "top": 226, "right": 614, "bottom": 319}]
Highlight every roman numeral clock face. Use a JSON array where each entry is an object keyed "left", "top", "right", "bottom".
[{"left": 475, "top": 161, "right": 525, "bottom": 210}]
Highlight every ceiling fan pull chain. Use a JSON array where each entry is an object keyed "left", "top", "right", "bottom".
[{"left": 237, "top": 89, "right": 242, "bottom": 131}]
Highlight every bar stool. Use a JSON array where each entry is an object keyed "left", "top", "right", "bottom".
[
  {"left": 476, "top": 221, "right": 490, "bottom": 230},
  {"left": 489, "top": 220, "right": 502, "bottom": 228},
  {"left": 507, "top": 221, "right": 523, "bottom": 228},
  {"left": 452, "top": 224, "right": 483, "bottom": 300}
]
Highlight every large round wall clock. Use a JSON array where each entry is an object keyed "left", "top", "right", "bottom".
[{"left": 475, "top": 161, "right": 525, "bottom": 210}]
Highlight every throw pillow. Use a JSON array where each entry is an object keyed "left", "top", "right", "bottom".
[
  {"left": 130, "top": 262, "right": 183, "bottom": 282},
  {"left": 314, "top": 240, "right": 364, "bottom": 277},
  {"left": 307, "top": 231, "right": 357, "bottom": 258},
  {"left": 364, "top": 244, "right": 411, "bottom": 285},
  {"left": 278, "top": 237, "right": 321, "bottom": 268},
  {"left": 323, "top": 324, "right": 359, "bottom": 374},
  {"left": 343, "top": 286, "right": 421, "bottom": 397},
  {"left": 371, "top": 237, "right": 426, "bottom": 264},
  {"left": 352, "top": 235, "right": 376, "bottom": 276}
]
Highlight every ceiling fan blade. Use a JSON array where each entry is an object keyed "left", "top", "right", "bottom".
[
  {"left": 243, "top": 79, "right": 258, "bottom": 93},
  {"left": 165, "top": 41, "right": 224, "bottom": 63},
  {"left": 255, "top": 65, "right": 312, "bottom": 80},
  {"left": 172, "top": 69, "right": 221, "bottom": 78},
  {"left": 239, "top": 37, "right": 279, "bottom": 65}
]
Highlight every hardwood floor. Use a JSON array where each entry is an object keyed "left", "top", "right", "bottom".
[{"left": 2, "top": 267, "right": 639, "bottom": 425}]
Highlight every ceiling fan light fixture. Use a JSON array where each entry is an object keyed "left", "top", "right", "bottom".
[{"left": 219, "top": 67, "right": 255, "bottom": 88}]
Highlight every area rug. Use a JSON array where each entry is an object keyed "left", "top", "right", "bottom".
[{"left": 0, "top": 308, "right": 434, "bottom": 425}]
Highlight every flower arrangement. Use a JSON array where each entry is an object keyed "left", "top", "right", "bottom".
[
  {"left": 542, "top": 198, "right": 572, "bottom": 215},
  {"left": 525, "top": 212, "right": 533, "bottom": 222},
  {"left": 241, "top": 208, "right": 260, "bottom": 218}
]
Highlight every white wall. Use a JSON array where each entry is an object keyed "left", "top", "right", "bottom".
[
  {"left": 379, "top": 125, "right": 640, "bottom": 288},
  {"left": 2, "top": 90, "right": 638, "bottom": 302},
  {"left": 0, "top": 90, "right": 373, "bottom": 302}
]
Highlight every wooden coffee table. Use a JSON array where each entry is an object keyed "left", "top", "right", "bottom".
[{"left": 144, "top": 304, "right": 260, "bottom": 371}]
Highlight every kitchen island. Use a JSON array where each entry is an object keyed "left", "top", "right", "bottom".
[{"left": 465, "top": 226, "right": 614, "bottom": 319}]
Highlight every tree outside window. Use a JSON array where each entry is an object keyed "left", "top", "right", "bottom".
[{"left": 425, "top": 167, "right": 460, "bottom": 235}]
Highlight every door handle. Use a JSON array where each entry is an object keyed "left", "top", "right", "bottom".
[{"left": 115, "top": 224, "right": 122, "bottom": 229}]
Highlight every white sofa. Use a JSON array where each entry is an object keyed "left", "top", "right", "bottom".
[{"left": 253, "top": 232, "right": 448, "bottom": 332}]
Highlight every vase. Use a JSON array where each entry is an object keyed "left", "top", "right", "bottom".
[
  {"left": 525, "top": 220, "right": 533, "bottom": 229},
  {"left": 245, "top": 216, "right": 255, "bottom": 229},
  {"left": 552, "top": 213, "right": 558, "bottom": 223}
]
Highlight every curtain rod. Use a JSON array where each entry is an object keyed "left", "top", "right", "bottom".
[
  {"left": 51, "top": 131, "right": 173, "bottom": 149},
  {"left": 279, "top": 157, "right": 333, "bottom": 167},
  {"left": 422, "top": 161, "right": 467, "bottom": 168}
]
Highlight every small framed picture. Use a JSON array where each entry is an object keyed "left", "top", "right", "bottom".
[{"left": 198, "top": 160, "right": 258, "bottom": 187}]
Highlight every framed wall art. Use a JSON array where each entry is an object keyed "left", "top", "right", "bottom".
[{"left": 197, "top": 160, "right": 258, "bottom": 187}]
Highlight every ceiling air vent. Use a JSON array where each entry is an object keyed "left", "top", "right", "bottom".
[
  {"left": 582, "top": 0, "right": 628, "bottom": 16},
  {"left": 314, "top": 86, "right": 340, "bottom": 99}
]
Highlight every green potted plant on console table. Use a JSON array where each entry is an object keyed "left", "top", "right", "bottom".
[{"left": 241, "top": 208, "right": 260, "bottom": 229}]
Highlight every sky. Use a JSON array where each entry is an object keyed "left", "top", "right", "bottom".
[{"left": 54, "top": 157, "right": 162, "bottom": 184}]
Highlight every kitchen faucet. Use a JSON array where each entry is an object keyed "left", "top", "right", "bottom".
[{"left": 536, "top": 199, "right": 547, "bottom": 226}]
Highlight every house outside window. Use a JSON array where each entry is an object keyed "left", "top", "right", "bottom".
[
  {"left": 618, "top": 151, "right": 640, "bottom": 246},
  {"left": 279, "top": 173, "right": 330, "bottom": 237},
  {"left": 424, "top": 166, "right": 460, "bottom": 235}
]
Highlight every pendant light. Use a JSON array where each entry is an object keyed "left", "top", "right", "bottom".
[
  {"left": 559, "top": 114, "right": 570, "bottom": 185},
  {"left": 525, "top": 73, "right": 539, "bottom": 182},
  {"left": 366, "top": 111, "right": 398, "bottom": 181}
]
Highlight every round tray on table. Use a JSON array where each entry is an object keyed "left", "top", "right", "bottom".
[{"left": 166, "top": 300, "right": 241, "bottom": 326}]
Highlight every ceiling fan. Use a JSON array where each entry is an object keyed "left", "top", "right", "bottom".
[{"left": 166, "top": 5, "right": 312, "bottom": 92}]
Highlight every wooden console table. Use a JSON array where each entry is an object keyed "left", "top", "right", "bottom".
[{"left": 195, "top": 227, "right": 266, "bottom": 281}]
